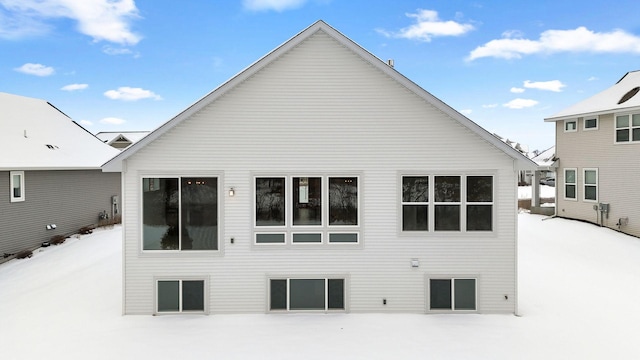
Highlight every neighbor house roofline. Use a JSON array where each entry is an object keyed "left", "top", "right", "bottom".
[{"left": 102, "top": 20, "right": 537, "bottom": 172}]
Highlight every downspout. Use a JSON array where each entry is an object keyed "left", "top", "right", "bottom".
[{"left": 513, "top": 158, "right": 520, "bottom": 316}]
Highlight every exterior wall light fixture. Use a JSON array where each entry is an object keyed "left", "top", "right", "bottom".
[{"left": 229, "top": 187, "right": 235, "bottom": 197}]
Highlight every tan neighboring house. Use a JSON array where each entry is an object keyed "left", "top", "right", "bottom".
[
  {"left": 545, "top": 70, "right": 640, "bottom": 237},
  {"left": 103, "top": 21, "right": 536, "bottom": 315},
  {"left": 96, "top": 131, "right": 150, "bottom": 150}
]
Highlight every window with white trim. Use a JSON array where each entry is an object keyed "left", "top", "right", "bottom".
[
  {"left": 10, "top": 171, "right": 25, "bottom": 202},
  {"left": 564, "top": 120, "right": 577, "bottom": 132},
  {"left": 142, "top": 177, "right": 219, "bottom": 251},
  {"left": 254, "top": 176, "right": 359, "bottom": 245},
  {"left": 583, "top": 168, "right": 598, "bottom": 202},
  {"left": 429, "top": 278, "right": 476, "bottom": 311},
  {"left": 564, "top": 168, "right": 577, "bottom": 200},
  {"left": 157, "top": 279, "right": 205, "bottom": 313},
  {"left": 583, "top": 116, "right": 598, "bottom": 131},
  {"left": 615, "top": 114, "right": 640, "bottom": 143},
  {"left": 401, "top": 175, "right": 493, "bottom": 232},
  {"left": 269, "top": 278, "right": 345, "bottom": 311}
]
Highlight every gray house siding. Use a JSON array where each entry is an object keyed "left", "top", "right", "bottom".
[{"left": 1, "top": 170, "right": 121, "bottom": 257}]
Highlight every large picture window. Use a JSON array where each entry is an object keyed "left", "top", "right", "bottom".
[
  {"left": 142, "top": 177, "right": 218, "bottom": 251},
  {"left": 269, "top": 278, "right": 345, "bottom": 311},
  {"left": 564, "top": 168, "right": 577, "bottom": 200},
  {"left": 10, "top": 171, "right": 25, "bottom": 202},
  {"left": 429, "top": 278, "right": 476, "bottom": 311},
  {"left": 157, "top": 279, "right": 205, "bottom": 313},
  {"left": 615, "top": 114, "right": 640, "bottom": 143},
  {"left": 254, "top": 175, "right": 359, "bottom": 245},
  {"left": 401, "top": 175, "right": 493, "bottom": 232},
  {"left": 583, "top": 169, "right": 598, "bottom": 202}
]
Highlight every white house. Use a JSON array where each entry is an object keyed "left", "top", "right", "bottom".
[
  {"left": 96, "top": 131, "right": 150, "bottom": 150},
  {"left": 103, "top": 21, "right": 536, "bottom": 315}
]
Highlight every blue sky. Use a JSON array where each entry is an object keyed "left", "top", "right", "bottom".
[{"left": 2, "top": 0, "right": 640, "bottom": 151}]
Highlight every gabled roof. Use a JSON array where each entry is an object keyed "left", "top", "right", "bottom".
[
  {"left": 103, "top": 20, "right": 536, "bottom": 172},
  {"left": 0, "top": 92, "right": 120, "bottom": 171},
  {"left": 530, "top": 146, "right": 556, "bottom": 169},
  {"left": 545, "top": 70, "right": 640, "bottom": 122},
  {"left": 96, "top": 131, "right": 150, "bottom": 145}
]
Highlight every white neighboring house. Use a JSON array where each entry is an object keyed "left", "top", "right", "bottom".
[
  {"left": 545, "top": 70, "right": 640, "bottom": 237},
  {"left": 102, "top": 21, "right": 536, "bottom": 315},
  {"left": 1, "top": 92, "right": 121, "bottom": 260},
  {"left": 96, "top": 131, "right": 150, "bottom": 150}
]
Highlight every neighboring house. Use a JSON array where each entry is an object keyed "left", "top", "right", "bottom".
[
  {"left": 96, "top": 131, "right": 150, "bottom": 150},
  {"left": 1, "top": 92, "right": 121, "bottom": 261},
  {"left": 102, "top": 21, "right": 536, "bottom": 315},
  {"left": 545, "top": 70, "right": 640, "bottom": 237}
]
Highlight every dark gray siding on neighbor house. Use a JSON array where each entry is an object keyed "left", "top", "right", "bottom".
[{"left": 1, "top": 170, "right": 121, "bottom": 256}]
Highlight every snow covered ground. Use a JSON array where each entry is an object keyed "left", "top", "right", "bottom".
[
  {"left": 518, "top": 184, "right": 555, "bottom": 199},
  {"left": 1, "top": 214, "right": 639, "bottom": 360}
]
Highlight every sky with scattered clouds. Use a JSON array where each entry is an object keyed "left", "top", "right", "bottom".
[{"left": 2, "top": 0, "right": 640, "bottom": 150}]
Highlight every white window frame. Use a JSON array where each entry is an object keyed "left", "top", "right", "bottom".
[
  {"left": 583, "top": 168, "right": 598, "bottom": 202},
  {"left": 563, "top": 168, "right": 577, "bottom": 201},
  {"left": 155, "top": 278, "right": 208, "bottom": 314},
  {"left": 267, "top": 277, "right": 347, "bottom": 312},
  {"left": 10, "top": 171, "right": 25, "bottom": 202},
  {"left": 253, "top": 174, "right": 361, "bottom": 246},
  {"left": 427, "top": 277, "right": 477, "bottom": 312},
  {"left": 583, "top": 116, "right": 598, "bottom": 131},
  {"left": 614, "top": 113, "right": 640, "bottom": 143},
  {"left": 564, "top": 119, "right": 577, "bottom": 133}
]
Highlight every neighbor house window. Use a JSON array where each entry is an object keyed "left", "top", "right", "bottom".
[
  {"left": 564, "top": 120, "right": 577, "bottom": 132},
  {"left": 583, "top": 116, "right": 598, "bottom": 130},
  {"left": 157, "top": 280, "right": 205, "bottom": 313},
  {"left": 583, "top": 169, "right": 598, "bottom": 202},
  {"left": 254, "top": 176, "right": 359, "bottom": 245},
  {"left": 429, "top": 278, "right": 476, "bottom": 311},
  {"left": 269, "top": 278, "right": 345, "bottom": 311},
  {"left": 402, "top": 175, "right": 493, "bottom": 232},
  {"left": 142, "top": 177, "right": 218, "bottom": 251},
  {"left": 564, "top": 169, "right": 577, "bottom": 200},
  {"left": 10, "top": 171, "right": 25, "bottom": 202},
  {"left": 615, "top": 114, "right": 640, "bottom": 143}
]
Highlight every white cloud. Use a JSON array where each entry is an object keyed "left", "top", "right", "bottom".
[
  {"left": 524, "top": 80, "right": 566, "bottom": 92},
  {"left": 0, "top": 0, "right": 141, "bottom": 45},
  {"left": 99, "top": 117, "right": 126, "bottom": 125},
  {"left": 242, "top": 0, "right": 306, "bottom": 11},
  {"left": 468, "top": 26, "right": 640, "bottom": 61},
  {"left": 377, "top": 9, "right": 474, "bottom": 42},
  {"left": 482, "top": 104, "right": 498, "bottom": 108},
  {"left": 460, "top": 109, "right": 472, "bottom": 115},
  {"left": 588, "top": 76, "right": 598, "bottom": 81},
  {"left": 104, "top": 87, "right": 162, "bottom": 101},
  {"left": 14, "top": 63, "right": 54, "bottom": 76},
  {"left": 61, "top": 83, "right": 88, "bottom": 91},
  {"left": 102, "top": 45, "right": 132, "bottom": 55},
  {"left": 79, "top": 119, "right": 93, "bottom": 126},
  {"left": 510, "top": 87, "right": 525, "bottom": 93},
  {"left": 503, "top": 98, "right": 539, "bottom": 109}
]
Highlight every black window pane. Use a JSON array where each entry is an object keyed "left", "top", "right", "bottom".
[
  {"left": 454, "top": 279, "right": 476, "bottom": 310},
  {"left": 467, "top": 205, "right": 492, "bottom": 231},
  {"left": 434, "top": 176, "right": 460, "bottom": 202},
  {"left": 328, "top": 279, "right": 345, "bottom": 309},
  {"left": 329, "top": 177, "right": 358, "bottom": 225},
  {"left": 256, "top": 178, "right": 285, "bottom": 226},
  {"left": 467, "top": 176, "right": 493, "bottom": 202},
  {"left": 292, "top": 233, "right": 322, "bottom": 243},
  {"left": 402, "top": 176, "right": 428, "bottom": 202},
  {"left": 143, "top": 178, "right": 179, "bottom": 250},
  {"left": 435, "top": 205, "right": 460, "bottom": 231},
  {"left": 617, "top": 129, "right": 629, "bottom": 142},
  {"left": 182, "top": 178, "right": 218, "bottom": 250},
  {"left": 182, "top": 281, "right": 205, "bottom": 311},
  {"left": 633, "top": 128, "right": 640, "bottom": 141},
  {"left": 430, "top": 279, "right": 451, "bottom": 309},
  {"left": 290, "top": 279, "right": 325, "bottom": 310},
  {"left": 270, "top": 280, "right": 287, "bottom": 310},
  {"left": 157, "top": 281, "right": 179, "bottom": 312},
  {"left": 565, "top": 184, "right": 576, "bottom": 199},
  {"left": 403, "top": 205, "right": 428, "bottom": 231},
  {"left": 585, "top": 185, "right": 597, "bottom": 201},
  {"left": 293, "top": 177, "right": 322, "bottom": 225},
  {"left": 256, "top": 233, "right": 286, "bottom": 244},
  {"left": 328, "top": 233, "right": 358, "bottom": 243}
]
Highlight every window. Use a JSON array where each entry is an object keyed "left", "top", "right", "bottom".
[
  {"left": 269, "top": 278, "right": 345, "bottom": 311},
  {"left": 254, "top": 176, "right": 359, "bottom": 245},
  {"left": 401, "top": 175, "right": 493, "bottom": 232},
  {"left": 564, "top": 169, "right": 577, "bottom": 200},
  {"left": 157, "top": 280, "right": 205, "bottom": 313},
  {"left": 615, "top": 114, "right": 640, "bottom": 143},
  {"left": 583, "top": 116, "right": 598, "bottom": 130},
  {"left": 583, "top": 169, "right": 598, "bottom": 202},
  {"left": 564, "top": 120, "right": 577, "bottom": 132},
  {"left": 618, "top": 87, "right": 640, "bottom": 104},
  {"left": 429, "top": 278, "right": 476, "bottom": 311},
  {"left": 10, "top": 171, "right": 25, "bottom": 202},
  {"left": 142, "top": 177, "right": 218, "bottom": 251}
]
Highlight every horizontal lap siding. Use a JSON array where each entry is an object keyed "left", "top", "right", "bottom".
[{"left": 122, "top": 30, "right": 518, "bottom": 314}]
